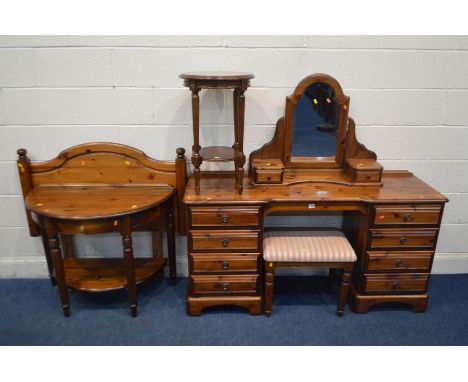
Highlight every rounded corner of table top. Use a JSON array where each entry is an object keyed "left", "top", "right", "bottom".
[{"left": 24, "top": 184, "right": 176, "bottom": 220}]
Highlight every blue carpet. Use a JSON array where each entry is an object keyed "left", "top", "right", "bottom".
[{"left": 0, "top": 275, "right": 467, "bottom": 345}]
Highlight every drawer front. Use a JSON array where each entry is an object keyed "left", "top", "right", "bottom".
[
  {"left": 190, "top": 230, "right": 260, "bottom": 252},
  {"left": 366, "top": 251, "right": 433, "bottom": 272},
  {"left": 189, "top": 206, "right": 260, "bottom": 228},
  {"left": 363, "top": 273, "right": 429, "bottom": 294},
  {"left": 355, "top": 170, "right": 381, "bottom": 183},
  {"left": 369, "top": 229, "right": 437, "bottom": 250},
  {"left": 255, "top": 170, "right": 283, "bottom": 184},
  {"left": 373, "top": 204, "right": 442, "bottom": 226},
  {"left": 190, "top": 275, "right": 259, "bottom": 295},
  {"left": 190, "top": 253, "right": 259, "bottom": 273}
]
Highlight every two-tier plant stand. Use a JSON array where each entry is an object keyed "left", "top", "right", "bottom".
[{"left": 180, "top": 71, "right": 254, "bottom": 195}]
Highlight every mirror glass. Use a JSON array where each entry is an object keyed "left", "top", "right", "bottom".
[{"left": 291, "top": 82, "right": 340, "bottom": 157}]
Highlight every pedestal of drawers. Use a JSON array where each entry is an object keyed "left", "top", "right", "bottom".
[
  {"left": 186, "top": 206, "right": 263, "bottom": 315},
  {"left": 352, "top": 203, "right": 444, "bottom": 313}
]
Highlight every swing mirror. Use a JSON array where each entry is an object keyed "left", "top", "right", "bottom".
[{"left": 284, "top": 74, "right": 350, "bottom": 169}]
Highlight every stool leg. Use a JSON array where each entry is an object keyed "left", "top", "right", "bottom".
[
  {"left": 48, "top": 233, "right": 70, "bottom": 317},
  {"left": 122, "top": 231, "right": 137, "bottom": 317},
  {"left": 337, "top": 265, "right": 352, "bottom": 317},
  {"left": 264, "top": 262, "right": 275, "bottom": 317},
  {"left": 328, "top": 268, "right": 337, "bottom": 289}
]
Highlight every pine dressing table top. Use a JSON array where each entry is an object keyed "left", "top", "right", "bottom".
[{"left": 183, "top": 172, "right": 447, "bottom": 205}]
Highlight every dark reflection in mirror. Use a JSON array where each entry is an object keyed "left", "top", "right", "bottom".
[{"left": 292, "top": 82, "right": 340, "bottom": 157}]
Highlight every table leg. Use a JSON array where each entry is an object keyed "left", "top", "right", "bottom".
[
  {"left": 233, "top": 88, "right": 246, "bottom": 194},
  {"left": 191, "top": 88, "right": 202, "bottom": 195},
  {"left": 47, "top": 231, "right": 70, "bottom": 317},
  {"left": 122, "top": 228, "right": 137, "bottom": 317},
  {"left": 234, "top": 151, "right": 245, "bottom": 195},
  {"left": 39, "top": 226, "right": 56, "bottom": 286},
  {"left": 166, "top": 203, "right": 176, "bottom": 285}
]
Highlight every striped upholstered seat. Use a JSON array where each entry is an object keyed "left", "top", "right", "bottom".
[{"left": 263, "top": 230, "right": 356, "bottom": 262}]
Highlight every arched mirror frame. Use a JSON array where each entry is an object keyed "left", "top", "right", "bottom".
[{"left": 283, "top": 73, "right": 350, "bottom": 169}]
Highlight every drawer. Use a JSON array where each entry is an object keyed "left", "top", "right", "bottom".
[
  {"left": 373, "top": 204, "right": 442, "bottom": 226},
  {"left": 254, "top": 170, "right": 283, "bottom": 184},
  {"left": 368, "top": 228, "right": 437, "bottom": 250},
  {"left": 190, "top": 253, "right": 260, "bottom": 273},
  {"left": 363, "top": 273, "right": 429, "bottom": 294},
  {"left": 354, "top": 170, "right": 381, "bottom": 183},
  {"left": 189, "top": 230, "right": 260, "bottom": 252},
  {"left": 189, "top": 206, "right": 260, "bottom": 227},
  {"left": 366, "top": 251, "right": 433, "bottom": 272},
  {"left": 190, "top": 275, "right": 259, "bottom": 295}
]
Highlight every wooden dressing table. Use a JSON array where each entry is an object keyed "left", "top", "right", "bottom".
[{"left": 183, "top": 74, "right": 448, "bottom": 315}]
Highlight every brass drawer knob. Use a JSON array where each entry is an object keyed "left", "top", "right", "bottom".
[
  {"left": 221, "top": 215, "right": 230, "bottom": 224},
  {"left": 403, "top": 213, "right": 412, "bottom": 222},
  {"left": 393, "top": 282, "right": 401, "bottom": 290},
  {"left": 223, "top": 282, "right": 229, "bottom": 291},
  {"left": 400, "top": 237, "right": 408, "bottom": 245},
  {"left": 395, "top": 259, "right": 403, "bottom": 267},
  {"left": 222, "top": 239, "right": 230, "bottom": 247},
  {"left": 222, "top": 261, "right": 229, "bottom": 269}
]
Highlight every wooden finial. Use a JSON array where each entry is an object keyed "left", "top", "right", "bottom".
[
  {"left": 176, "top": 147, "right": 186, "bottom": 159},
  {"left": 17, "top": 148, "right": 27, "bottom": 159}
]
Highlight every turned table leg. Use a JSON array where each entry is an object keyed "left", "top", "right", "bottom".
[
  {"left": 121, "top": 223, "right": 137, "bottom": 317},
  {"left": 233, "top": 88, "right": 246, "bottom": 195},
  {"left": 264, "top": 262, "right": 275, "bottom": 317},
  {"left": 191, "top": 87, "right": 201, "bottom": 195},
  {"left": 166, "top": 202, "right": 176, "bottom": 285},
  {"left": 47, "top": 231, "right": 70, "bottom": 317},
  {"left": 39, "top": 226, "right": 56, "bottom": 286}
]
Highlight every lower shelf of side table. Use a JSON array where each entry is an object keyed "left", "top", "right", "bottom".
[
  {"left": 199, "top": 146, "right": 235, "bottom": 162},
  {"left": 63, "top": 257, "right": 165, "bottom": 292}
]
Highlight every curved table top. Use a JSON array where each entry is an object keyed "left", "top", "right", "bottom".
[
  {"left": 25, "top": 184, "right": 175, "bottom": 220},
  {"left": 179, "top": 71, "right": 254, "bottom": 81}
]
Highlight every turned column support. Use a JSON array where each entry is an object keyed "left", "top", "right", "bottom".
[
  {"left": 46, "top": 226, "right": 70, "bottom": 317},
  {"left": 121, "top": 218, "right": 137, "bottom": 318},
  {"left": 166, "top": 202, "right": 176, "bottom": 285},
  {"left": 190, "top": 87, "right": 202, "bottom": 195}
]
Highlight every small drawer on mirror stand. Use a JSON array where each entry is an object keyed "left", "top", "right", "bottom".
[
  {"left": 251, "top": 159, "right": 284, "bottom": 184},
  {"left": 344, "top": 158, "right": 383, "bottom": 184}
]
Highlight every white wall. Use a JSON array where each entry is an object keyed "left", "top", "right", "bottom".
[{"left": 1, "top": 35, "right": 467, "bottom": 277}]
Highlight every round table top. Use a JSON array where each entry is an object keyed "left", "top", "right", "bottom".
[
  {"left": 179, "top": 71, "right": 254, "bottom": 81},
  {"left": 25, "top": 184, "right": 174, "bottom": 220}
]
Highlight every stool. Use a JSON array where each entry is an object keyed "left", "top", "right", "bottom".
[{"left": 263, "top": 230, "right": 357, "bottom": 317}]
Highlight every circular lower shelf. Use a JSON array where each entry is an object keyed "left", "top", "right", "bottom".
[{"left": 200, "top": 146, "right": 235, "bottom": 162}]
